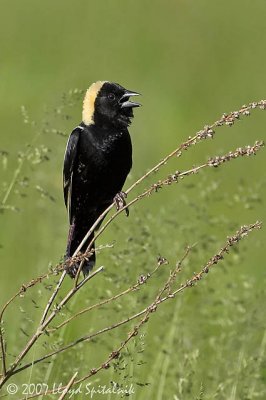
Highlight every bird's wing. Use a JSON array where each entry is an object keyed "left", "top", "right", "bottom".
[{"left": 63, "top": 127, "right": 81, "bottom": 223}]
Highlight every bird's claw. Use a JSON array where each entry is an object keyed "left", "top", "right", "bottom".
[{"left": 114, "top": 191, "right": 129, "bottom": 216}]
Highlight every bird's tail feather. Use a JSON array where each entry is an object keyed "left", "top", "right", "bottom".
[{"left": 65, "top": 220, "right": 95, "bottom": 278}]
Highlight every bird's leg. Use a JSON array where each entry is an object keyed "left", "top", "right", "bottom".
[{"left": 113, "top": 191, "right": 129, "bottom": 216}]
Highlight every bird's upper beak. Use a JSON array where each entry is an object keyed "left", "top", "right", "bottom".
[{"left": 120, "top": 90, "right": 141, "bottom": 108}]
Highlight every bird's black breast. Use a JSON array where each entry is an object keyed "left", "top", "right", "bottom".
[{"left": 71, "top": 123, "right": 132, "bottom": 219}]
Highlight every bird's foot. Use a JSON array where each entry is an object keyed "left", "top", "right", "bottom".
[{"left": 113, "top": 191, "right": 129, "bottom": 216}]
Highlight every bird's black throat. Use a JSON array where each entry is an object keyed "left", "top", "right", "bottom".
[{"left": 93, "top": 106, "right": 134, "bottom": 129}]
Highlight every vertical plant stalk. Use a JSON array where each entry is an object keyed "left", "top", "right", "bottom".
[
  {"left": 0, "top": 330, "right": 6, "bottom": 376},
  {"left": 58, "top": 371, "right": 78, "bottom": 400},
  {"left": 40, "top": 271, "right": 67, "bottom": 324}
]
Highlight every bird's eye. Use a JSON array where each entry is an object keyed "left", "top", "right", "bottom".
[{"left": 108, "top": 93, "right": 116, "bottom": 101}]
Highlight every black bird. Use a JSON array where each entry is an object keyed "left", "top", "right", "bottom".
[{"left": 63, "top": 81, "right": 140, "bottom": 277}]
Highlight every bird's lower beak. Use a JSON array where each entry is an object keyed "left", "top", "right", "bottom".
[
  {"left": 121, "top": 100, "right": 141, "bottom": 108},
  {"left": 120, "top": 90, "right": 141, "bottom": 108}
]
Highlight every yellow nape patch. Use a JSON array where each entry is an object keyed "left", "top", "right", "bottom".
[{"left": 82, "top": 81, "right": 106, "bottom": 125}]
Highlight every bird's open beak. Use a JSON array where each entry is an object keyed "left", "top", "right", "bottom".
[{"left": 120, "top": 90, "right": 141, "bottom": 108}]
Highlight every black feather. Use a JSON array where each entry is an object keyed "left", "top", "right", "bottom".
[{"left": 63, "top": 81, "right": 140, "bottom": 277}]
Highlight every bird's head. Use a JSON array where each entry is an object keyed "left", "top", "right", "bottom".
[{"left": 82, "top": 81, "right": 141, "bottom": 128}]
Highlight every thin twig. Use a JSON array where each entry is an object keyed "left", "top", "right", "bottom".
[
  {"left": 65, "top": 222, "right": 263, "bottom": 391},
  {"left": 0, "top": 248, "right": 99, "bottom": 349},
  {"left": 40, "top": 271, "right": 67, "bottom": 324},
  {"left": 41, "top": 247, "right": 96, "bottom": 323},
  {"left": 13, "top": 222, "right": 261, "bottom": 381},
  {"left": 48, "top": 260, "right": 162, "bottom": 332},
  {"left": 14, "top": 307, "right": 152, "bottom": 375},
  {"left": 0, "top": 140, "right": 263, "bottom": 384},
  {"left": 0, "top": 100, "right": 265, "bottom": 388},
  {"left": 14, "top": 248, "right": 191, "bottom": 394},
  {"left": 1, "top": 101, "right": 264, "bottom": 306},
  {"left": 0, "top": 329, "right": 6, "bottom": 377},
  {"left": 0, "top": 267, "right": 104, "bottom": 387},
  {"left": 58, "top": 371, "right": 78, "bottom": 400},
  {"left": 72, "top": 100, "right": 266, "bottom": 284},
  {"left": 75, "top": 140, "right": 264, "bottom": 283}
]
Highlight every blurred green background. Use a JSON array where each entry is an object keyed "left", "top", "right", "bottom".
[{"left": 0, "top": 1, "right": 266, "bottom": 399}]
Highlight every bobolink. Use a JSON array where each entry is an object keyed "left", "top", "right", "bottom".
[{"left": 63, "top": 81, "right": 140, "bottom": 277}]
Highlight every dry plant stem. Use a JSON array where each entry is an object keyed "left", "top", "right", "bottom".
[
  {"left": 72, "top": 100, "right": 266, "bottom": 284},
  {"left": 16, "top": 248, "right": 190, "bottom": 399},
  {"left": 0, "top": 100, "right": 265, "bottom": 382},
  {"left": 0, "top": 249, "right": 99, "bottom": 376},
  {"left": 0, "top": 292, "right": 22, "bottom": 378},
  {"left": 0, "top": 133, "right": 45, "bottom": 376},
  {"left": 50, "top": 286, "right": 134, "bottom": 332},
  {"left": 0, "top": 246, "right": 103, "bottom": 326},
  {"left": 75, "top": 140, "right": 264, "bottom": 283},
  {"left": 162, "top": 222, "right": 262, "bottom": 297},
  {"left": 54, "top": 221, "right": 263, "bottom": 394},
  {"left": 39, "top": 248, "right": 95, "bottom": 322},
  {"left": 15, "top": 306, "right": 154, "bottom": 376},
  {"left": 1, "top": 100, "right": 263, "bottom": 325},
  {"left": 40, "top": 270, "right": 67, "bottom": 324},
  {"left": 0, "top": 140, "right": 263, "bottom": 382},
  {"left": 13, "top": 222, "right": 261, "bottom": 383},
  {"left": 58, "top": 371, "right": 78, "bottom": 400},
  {"left": 0, "top": 267, "right": 103, "bottom": 387},
  {"left": 48, "top": 263, "right": 161, "bottom": 333},
  {"left": 0, "top": 332, "right": 6, "bottom": 376},
  {"left": 27, "top": 220, "right": 259, "bottom": 399},
  {"left": 0, "top": 251, "right": 92, "bottom": 332},
  {"left": 124, "top": 100, "right": 265, "bottom": 196}
]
